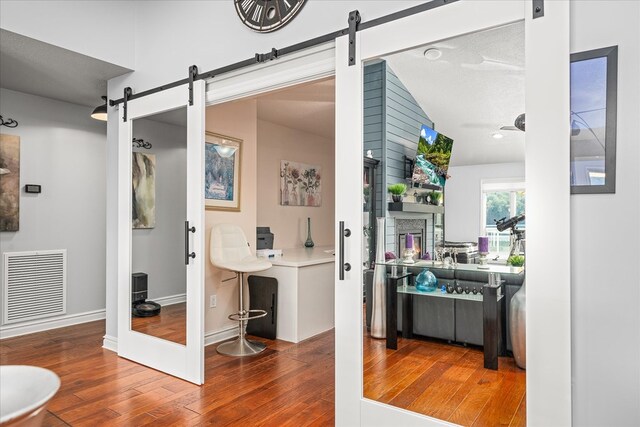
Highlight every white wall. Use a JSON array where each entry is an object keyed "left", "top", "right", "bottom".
[
  {"left": 444, "top": 162, "right": 525, "bottom": 242},
  {"left": 128, "top": 1, "right": 423, "bottom": 93},
  {"left": 0, "top": 1, "right": 135, "bottom": 69},
  {"left": 257, "top": 120, "right": 335, "bottom": 249},
  {"left": 0, "top": 88, "right": 107, "bottom": 324},
  {"left": 130, "top": 116, "right": 187, "bottom": 301},
  {"left": 570, "top": 2, "right": 640, "bottom": 426}
]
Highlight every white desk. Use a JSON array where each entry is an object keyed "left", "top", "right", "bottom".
[{"left": 260, "top": 246, "right": 335, "bottom": 343}]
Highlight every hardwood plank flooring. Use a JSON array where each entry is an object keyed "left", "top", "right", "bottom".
[
  {"left": 1, "top": 321, "right": 334, "bottom": 426},
  {"left": 131, "top": 302, "right": 186, "bottom": 345},
  {"left": 363, "top": 330, "right": 526, "bottom": 426},
  {"left": 2, "top": 318, "right": 524, "bottom": 426}
]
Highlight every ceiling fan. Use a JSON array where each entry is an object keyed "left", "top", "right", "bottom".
[{"left": 500, "top": 113, "right": 526, "bottom": 132}]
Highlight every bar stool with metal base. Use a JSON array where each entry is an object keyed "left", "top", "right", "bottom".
[{"left": 210, "top": 224, "right": 272, "bottom": 356}]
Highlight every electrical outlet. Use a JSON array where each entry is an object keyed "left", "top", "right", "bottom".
[{"left": 210, "top": 295, "right": 217, "bottom": 308}]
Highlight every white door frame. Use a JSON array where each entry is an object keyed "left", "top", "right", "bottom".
[
  {"left": 117, "top": 82, "right": 205, "bottom": 385},
  {"left": 204, "top": 43, "right": 335, "bottom": 106},
  {"left": 336, "top": 0, "right": 571, "bottom": 426}
]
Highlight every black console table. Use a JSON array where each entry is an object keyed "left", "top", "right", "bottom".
[{"left": 385, "top": 271, "right": 506, "bottom": 370}]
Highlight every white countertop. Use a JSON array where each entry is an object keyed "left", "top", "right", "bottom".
[{"left": 265, "top": 246, "right": 335, "bottom": 267}]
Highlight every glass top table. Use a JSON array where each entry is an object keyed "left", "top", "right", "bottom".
[
  {"left": 381, "top": 261, "right": 509, "bottom": 370},
  {"left": 382, "top": 258, "right": 524, "bottom": 275},
  {"left": 395, "top": 284, "right": 504, "bottom": 302}
]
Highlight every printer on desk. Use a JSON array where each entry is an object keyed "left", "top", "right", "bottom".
[{"left": 257, "top": 227, "right": 274, "bottom": 250}]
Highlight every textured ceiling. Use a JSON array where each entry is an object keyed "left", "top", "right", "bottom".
[
  {"left": 0, "top": 29, "right": 131, "bottom": 107},
  {"left": 256, "top": 78, "right": 335, "bottom": 140},
  {"left": 384, "top": 22, "right": 525, "bottom": 167}
]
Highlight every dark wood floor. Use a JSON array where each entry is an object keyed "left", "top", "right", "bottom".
[
  {"left": 363, "top": 332, "right": 526, "bottom": 426},
  {"left": 131, "top": 302, "right": 187, "bottom": 345},
  {"left": 2, "top": 318, "right": 525, "bottom": 426}
]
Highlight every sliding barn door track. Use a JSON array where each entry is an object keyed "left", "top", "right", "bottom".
[{"left": 109, "top": 0, "right": 543, "bottom": 109}]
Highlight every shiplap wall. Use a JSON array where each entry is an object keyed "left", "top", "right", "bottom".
[
  {"left": 363, "top": 61, "right": 436, "bottom": 256},
  {"left": 363, "top": 62, "right": 385, "bottom": 220}
]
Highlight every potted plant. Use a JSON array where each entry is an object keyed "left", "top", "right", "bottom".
[
  {"left": 507, "top": 255, "right": 525, "bottom": 267},
  {"left": 428, "top": 190, "right": 443, "bottom": 206},
  {"left": 387, "top": 183, "right": 407, "bottom": 203}
]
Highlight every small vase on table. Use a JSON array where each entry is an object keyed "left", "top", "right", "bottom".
[{"left": 304, "top": 217, "right": 314, "bottom": 248}]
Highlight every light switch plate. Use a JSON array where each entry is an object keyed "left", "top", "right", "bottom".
[{"left": 210, "top": 295, "right": 217, "bottom": 308}]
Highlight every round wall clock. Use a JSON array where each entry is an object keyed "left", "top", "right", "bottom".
[{"left": 234, "top": 0, "right": 307, "bottom": 33}]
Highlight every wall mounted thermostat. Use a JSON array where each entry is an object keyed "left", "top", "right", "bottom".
[{"left": 24, "top": 184, "right": 41, "bottom": 194}]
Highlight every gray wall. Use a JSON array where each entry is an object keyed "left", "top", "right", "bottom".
[
  {"left": 364, "top": 61, "right": 435, "bottom": 256},
  {"left": 0, "top": 88, "right": 107, "bottom": 322},
  {"left": 363, "top": 62, "right": 384, "bottom": 220},
  {"left": 130, "top": 115, "right": 187, "bottom": 300},
  {"left": 384, "top": 65, "right": 434, "bottom": 255}
]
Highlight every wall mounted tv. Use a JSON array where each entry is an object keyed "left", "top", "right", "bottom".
[{"left": 411, "top": 124, "right": 454, "bottom": 188}]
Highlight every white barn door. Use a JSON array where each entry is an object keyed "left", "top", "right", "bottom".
[{"left": 334, "top": 1, "right": 571, "bottom": 425}]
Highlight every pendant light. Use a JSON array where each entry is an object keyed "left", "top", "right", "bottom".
[{"left": 91, "top": 96, "right": 108, "bottom": 121}]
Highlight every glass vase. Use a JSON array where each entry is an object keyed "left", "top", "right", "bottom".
[
  {"left": 370, "top": 217, "right": 386, "bottom": 339},
  {"left": 304, "top": 217, "right": 314, "bottom": 248}
]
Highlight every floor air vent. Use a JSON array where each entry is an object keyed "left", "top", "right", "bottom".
[{"left": 3, "top": 250, "right": 67, "bottom": 324}]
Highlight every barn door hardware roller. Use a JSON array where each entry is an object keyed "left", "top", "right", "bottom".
[
  {"left": 348, "top": 10, "right": 361, "bottom": 66},
  {"left": 188, "top": 65, "right": 199, "bottom": 106},
  {"left": 533, "top": 0, "right": 544, "bottom": 19},
  {"left": 122, "top": 87, "right": 132, "bottom": 122},
  {"left": 255, "top": 48, "right": 279, "bottom": 63}
]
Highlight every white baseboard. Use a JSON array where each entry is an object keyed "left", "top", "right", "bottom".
[
  {"left": 204, "top": 325, "right": 238, "bottom": 347},
  {"left": 100, "top": 325, "right": 237, "bottom": 353},
  {"left": 102, "top": 334, "right": 118, "bottom": 352},
  {"left": 0, "top": 309, "right": 106, "bottom": 340},
  {"left": 152, "top": 293, "right": 186, "bottom": 306}
]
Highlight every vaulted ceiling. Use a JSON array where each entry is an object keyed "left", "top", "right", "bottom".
[{"left": 384, "top": 22, "right": 525, "bottom": 167}]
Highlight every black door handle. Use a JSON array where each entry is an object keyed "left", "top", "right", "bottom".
[
  {"left": 339, "top": 221, "right": 351, "bottom": 280},
  {"left": 185, "top": 221, "right": 196, "bottom": 265}
]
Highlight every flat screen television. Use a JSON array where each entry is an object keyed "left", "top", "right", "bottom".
[{"left": 411, "top": 124, "right": 454, "bottom": 187}]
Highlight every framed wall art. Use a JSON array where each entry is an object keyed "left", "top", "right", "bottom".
[
  {"left": 132, "top": 152, "right": 156, "bottom": 229},
  {"left": 205, "top": 132, "right": 242, "bottom": 211},
  {"left": 0, "top": 134, "right": 20, "bottom": 231},
  {"left": 280, "top": 160, "right": 322, "bottom": 207}
]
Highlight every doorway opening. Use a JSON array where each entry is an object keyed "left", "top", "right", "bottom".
[{"left": 201, "top": 77, "right": 337, "bottom": 402}]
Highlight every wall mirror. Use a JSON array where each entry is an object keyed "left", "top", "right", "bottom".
[
  {"left": 130, "top": 106, "right": 188, "bottom": 345},
  {"left": 361, "top": 22, "right": 527, "bottom": 425},
  {"left": 570, "top": 45, "right": 618, "bottom": 194}
]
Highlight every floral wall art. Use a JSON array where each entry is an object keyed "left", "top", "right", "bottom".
[{"left": 280, "top": 160, "right": 322, "bottom": 207}]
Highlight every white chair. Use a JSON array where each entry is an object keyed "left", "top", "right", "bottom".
[{"left": 210, "top": 224, "right": 272, "bottom": 356}]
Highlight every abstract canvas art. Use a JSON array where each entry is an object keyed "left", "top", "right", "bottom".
[
  {"left": 280, "top": 160, "right": 322, "bottom": 207},
  {"left": 205, "top": 132, "right": 242, "bottom": 211},
  {"left": 132, "top": 152, "right": 156, "bottom": 229},
  {"left": 0, "top": 134, "right": 20, "bottom": 231}
]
